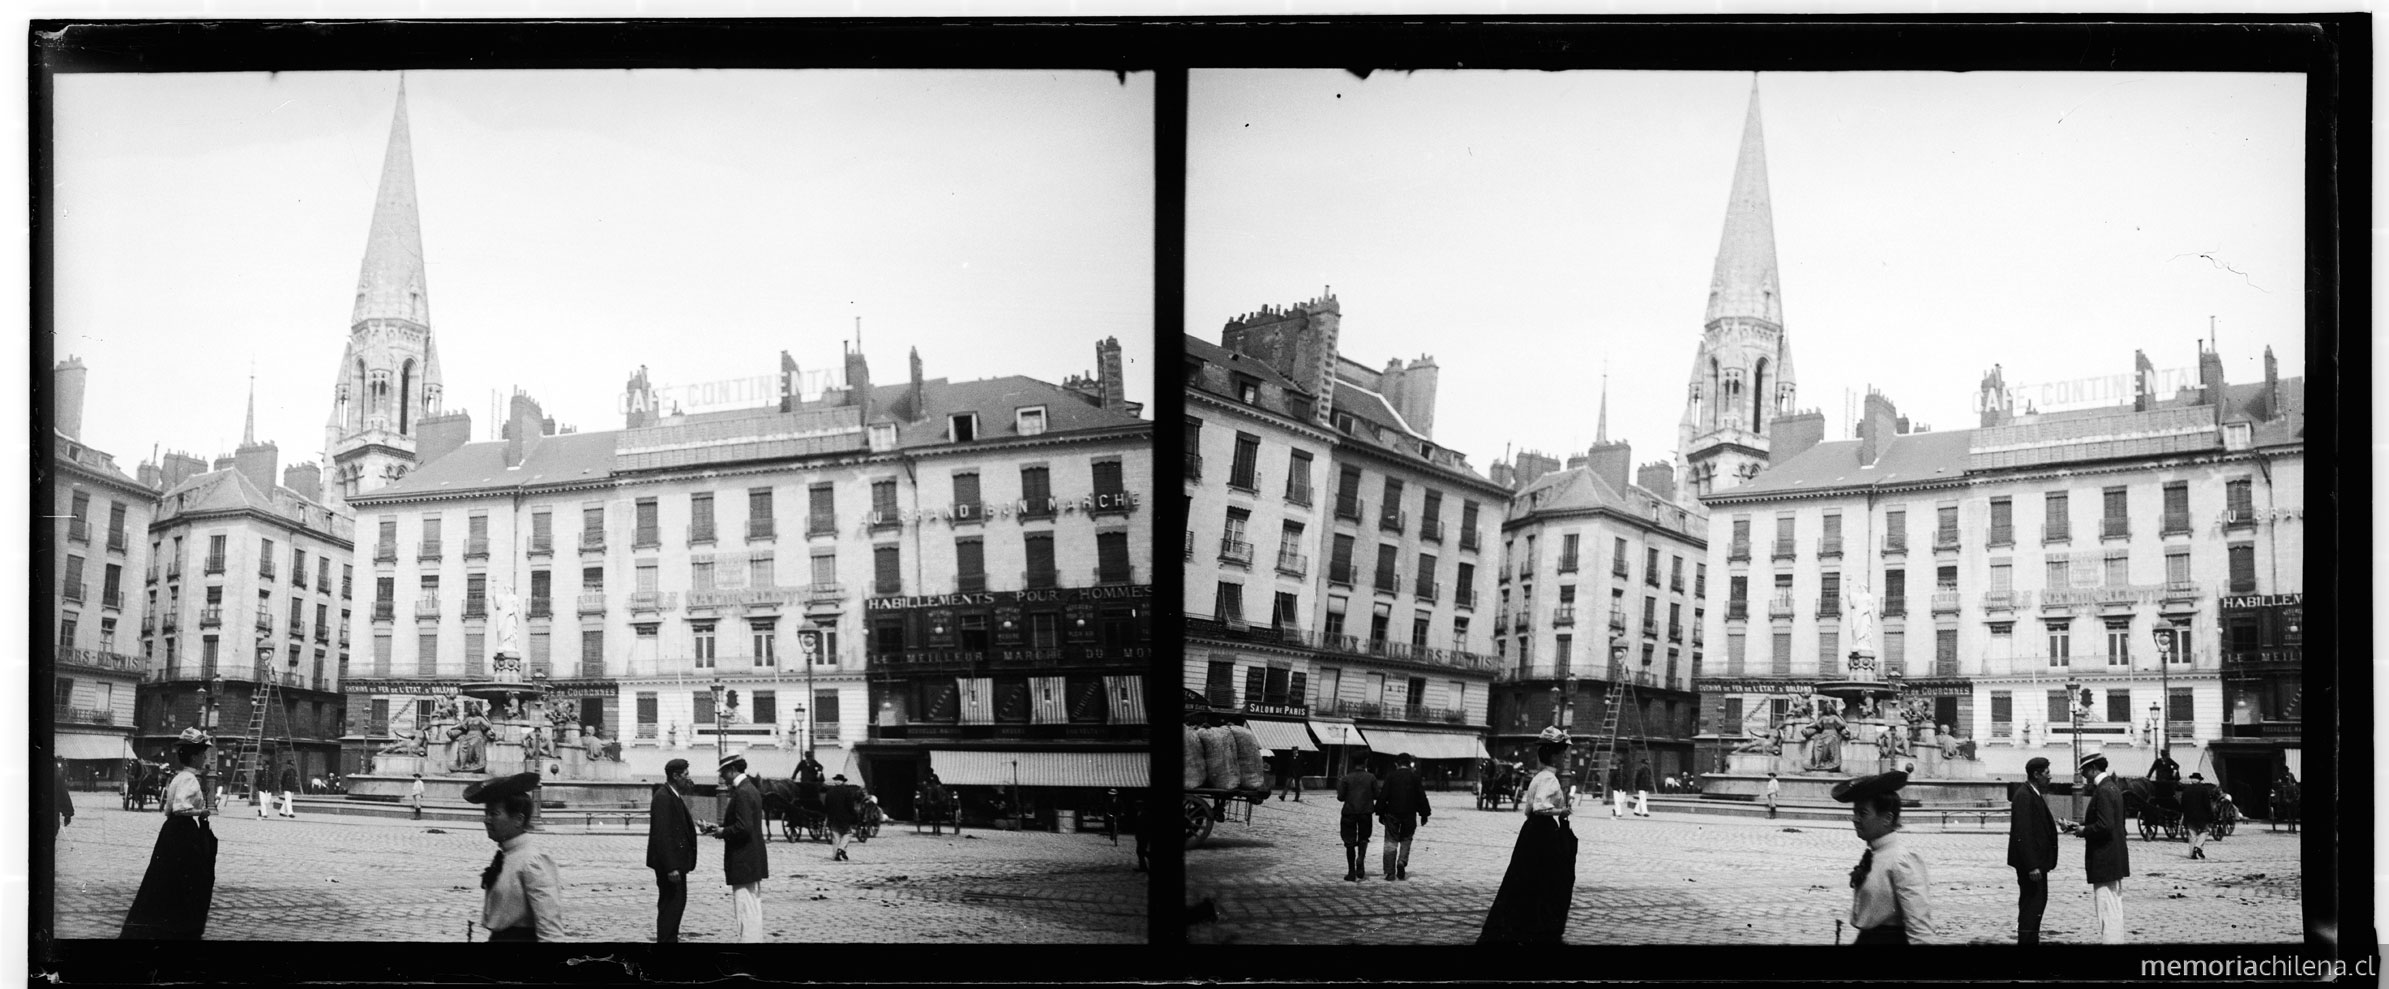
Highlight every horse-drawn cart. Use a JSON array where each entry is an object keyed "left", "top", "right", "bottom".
[
  {"left": 1476, "top": 762, "right": 1524, "bottom": 812},
  {"left": 121, "top": 766, "right": 165, "bottom": 812},
  {"left": 1184, "top": 786, "right": 1267, "bottom": 849}
]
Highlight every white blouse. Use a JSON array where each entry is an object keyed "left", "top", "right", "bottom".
[
  {"left": 1522, "top": 768, "right": 1570, "bottom": 817},
  {"left": 162, "top": 769, "right": 208, "bottom": 817}
]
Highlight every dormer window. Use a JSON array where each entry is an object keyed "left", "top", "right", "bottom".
[
  {"left": 2223, "top": 421, "right": 2252, "bottom": 450},
  {"left": 948, "top": 413, "right": 978, "bottom": 443},
  {"left": 868, "top": 423, "right": 897, "bottom": 452},
  {"left": 1015, "top": 406, "right": 1047, "bottom": 437},
  {"left": 1232, "top": 374, "right": 1261, "bottom": 404},
  {"left": 1334, "top": 412, "right": 1356, "bottom": 435}
]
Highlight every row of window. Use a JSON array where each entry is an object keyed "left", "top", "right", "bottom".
[
  {"left": 155, "top": 534, "right": 355, "bottom": 598},
  {"left": 1200, "top": 660, "right": 1472, "bottom": 721},
  {"left": 1726, "top": 479, "right": 2266, "bottom": 559},
  {"left": 365, "top": 619, "right": 837, "bottom": 675},
  {"left": 1715, "top": 617, "right": 2197, "bottom": 674},
  {"left": 369, "top": 464, "right": 1131, "bottom": 559},
  {"left": 1989, "top": 686, "right": 2196, "bottom": 728},
  {"left": 1507, "top": 634, "right": 1690, "bottom": 682},
  {"left": 1723, "top": 543, "right": 2266, "bottom": 617},
  {"left": 1190, "top": 424, "right": 1494, "bottom": 554},
  {"left": 62, "top": 491, "right": 134, "bottom": 552},
  {"left": 1498, "top": 591, "right": 1703, "bottom": 646},
  {"left": 1505, "top": 534, "right": 1705, "bottom": 594}
]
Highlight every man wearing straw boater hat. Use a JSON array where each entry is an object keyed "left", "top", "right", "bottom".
[
  {"left": 2073, "top": 751, "right": 2131, "bottom": 941},
  {"left": 1831, "top": 769, "right": 1937, "bottom": 944},
  {"left": 704, "top": 749, "right": 769, "bottom": 942},
  {"left": 464, "top": 771, "right": 565, "bottom": 941}
]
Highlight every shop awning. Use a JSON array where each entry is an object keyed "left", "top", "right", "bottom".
[
  {"left": 1307, "top": 720, "right": 1364, "bottom": 747},
  {"left": 1354, "top": 728, "right": 1488, "bottom": 761},
  {"left": 930, "top": 749, "right": 1148, "bottom": 788},
  {"left": 1245, "top": 719, "right": 1316, "bottom": 752},
  {"left": 55, "top": 732, "right": 132, "bottom": 761}
]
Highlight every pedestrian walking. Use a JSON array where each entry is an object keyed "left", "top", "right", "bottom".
[
  {"left": 279, "top": 786, "right": 298, "bottom": 819},
  {"left": 824, "top": 774, "right": 862, "bottom": 861},
  {"left": 1608, "top": 761, "right": 1631, "bottom": 820},
  {"left": 1275, "top": 749, "right": 1304, "bottom": 802},
  {"left": 1835, "top": 770, "right": 1937, "bottom": 944},
  {"left": 646, "top": 758, "right": 697, "bottom": 944},
  {"left": 466, "top": 772, "right": 566, "bottom": 942},
  {"left": 1376, "top": 753, "right": 1430, "bottom": 882},
  {"left": 1632, "top": 760, "right": 1654, "bottom": 817},
  {"left": 1764, "top": 773, "right": 1781, "bottom": 819},
  {"left": 120, "top": 728, "right": 219, "bottom": 939},
  {"left": 2006, "top": 757, "right": 2058, "bottom": 945},
  {"left": 705, "top": 751, "right": 768, "bottom": 942},
  {"left": 921, "top": 772, "right": 951, "bottom": 836},
  {"left": 1477, "top": 726, "right": 1577, "bottom": 945},
  {"left": 1335, "top": 760, "right": 1379, "bottom": 882},
  {"left": 52, "top": 758, "right": 74, "bottom": 841},
  {"left": 410, "top": 773, "right": 426, "bottom": 820},
  {"left": 2071, "top": 752, "right": 2131, "bottom": 943},
  {"left": 2181, "top": 772, "right": 2220, "bottom": 859}
]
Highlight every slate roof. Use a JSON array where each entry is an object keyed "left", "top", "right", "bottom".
[
  {"left": 1507, "top": 465, "right": 1705, "bottom": 537},
  {"left": 359, "top": 428, "right": 622, "bottom": 500}
]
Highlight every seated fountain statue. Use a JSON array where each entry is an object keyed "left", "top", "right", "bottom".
[
  {"left": 581, "top": 725, "right": 621, "bottom": 762},
  {"left": 377, "top": 725, "right": 428, "bottom": 757},
  {"left": 1802, "top": 699, "right": 1855, "bottom": 773},
  {"left": 1937, "top": 723, "right": 1976, "bottom": 760},
  {"left": 448, "top": 701, "right": 495, "bottom": 774}
]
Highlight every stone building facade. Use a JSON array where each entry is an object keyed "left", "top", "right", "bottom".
[
  {"left": 1694, "top": 344, "right": 2303, "bottom": 812},
  {"left": 50, "top": 358, "right": 154, "bottom": 785}
]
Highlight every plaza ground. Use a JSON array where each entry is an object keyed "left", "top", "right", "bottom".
[
  {"left": 1184, "top": 791, "right": 2300, "bottom": 945},
  {"left": 52, "top": 799, "right": 1146, "bottom": 943}
]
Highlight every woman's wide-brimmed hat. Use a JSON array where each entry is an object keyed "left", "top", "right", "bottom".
[
  {"left": 174, "top": 727, "right": 214, "bottom": 747},
  {"left": 1535, "top": 725, "right": 1568, "bottom": 745}
]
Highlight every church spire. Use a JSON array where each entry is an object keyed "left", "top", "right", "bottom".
[
  {"left": 351, "top": 79, "right": 430, "bottom": 329},
  {"left": 1703, "top": 77, "right": 1784, "bottom": 329},
  {"left": 1594, "top": 367, "right": 1610, "bottom": 446},
  {"left": 242, "top": 370, "right": 257, "bottom": 447}
]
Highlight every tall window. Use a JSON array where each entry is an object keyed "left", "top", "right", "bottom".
[
  {"left": 692, "top": 623, "right": 717, "bottom": 668},
  {"left": 1935, "top": 628, "right": 1958, "bottom": 675},
  {"left": 1020, "top": 466, "right": 1053, "bottom": 514},
  {"left": 955, "top": 538, "right": 986, "bottom": 590},
  {"left": 806, "top": 485, "right": 832, "bottom": 534},
  {"left": 1214, "top": 582, "right": 1245, "bottom": 623},
  {"left": 2104, "top": 619, "right": 2132, "bottom": 666},
  {"left": 1096, "top": 531, "right": 1132, "bottom": 584},
  {"left": 581, "top": 628, "right": 604, "bottom": 676},
  {"left": 1329, "top": 534, "right": 1356, "bottom": 585},
  {"left": 1024, "top": 533, "right": 1056, "bottom": 587},
  {"left": 871, "top": 480, "right": 898, "bottom": 524},
  {"left": 1229, "top": 432, "right": 1261, "bottom": 490},
  {"left": 951, "top": 472, "right": 982, "bottom": 517},
  {"left": 751, "top": 620, "right": 776, "bottom": 667},
  {"left": 2162, "top": 481, "right": 2189, "bottom": 530},
  {"left": 875, "top": 545, "right": 903, "bottom": 594},
  {"left": 531, "top": 512, "right": 551, "bottom": 551},
  {"left": 635, "top": 498, "right": 659, "bottom": 546},
  {"left": 691, "top": 492, "right": 716, "bottom": 540},
  {"left": 2165, "top": 548, "right": 2190, "bottom": 585},
  {"left": 2227, "top": 543, "right": 2256, "bottom": 592},
  {"left": 1286, "top": 450, "right": 1313, "bottom": 504},
  {"left": 1771, "top": 630, "right": 1792, "bottom": 676},
  {"left": 2103, "top": 552, "right": 2128, "bottom": 587},
  {"left": 2046, "top": 620, "right": 2072, "bottom": 666},
  {"left": 2225, "top": 478, "right": 2254, "bottom": 515}
]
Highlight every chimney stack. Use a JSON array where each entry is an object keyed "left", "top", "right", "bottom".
[
  {"left": 1585, "top": 439, "right": 1633, "bottom": 495},
  {"left": 1491, "top": 461, "right": 1516, "bottom": 490},
  {"left": 1856, "top": 390, "right": 1900, "bottom": 467},
  {"left": 1096, "top": 336, "right": 1127, "bottom": 415},
  {"left": 283, "top": 461, "right": 323, "bottom": 503},
  {"left": 503, "top": 392, "right": 545, "bottom": 469},
  {"left": 624, "top": 366, "right": 659, "bottom": 429},
  {"left": 778, "top": 351, "right": 800, "bottom": 413},
  {"left": 1978, "top": 364, "right": 2011, "bottom": 428},
  {"left": 417, "top": 410, "right": 474, "bottom": 468},
  {"left": 2197, "top": 341, "right": 2228, "bottom": 423},
  {"left": 162, "top": 451, "right": 208, "bottom": 489},
  {"left": 1564, "top": 454, "right": 1588, "bottom": 471},
  {"left": 138, "top": 461, "right": 164, "bottom": 490},
  {"left": 908, "top": 347, "right": 926, "bottom": 422},
  {"left": 54, "top": 357, "right": 88, "bottom": 441},
  {"left": 1768, "top": 410, "right": 1826, "bottom": 465},
  {"left": 2261, "top": 346, "right": 2279, "bottom": 419},
  {"left": 844, "top": 342, "right": 873, "bottom": 419},
  {"left": 1637, "top": 460, "right": 1678, "bottom": 502}
]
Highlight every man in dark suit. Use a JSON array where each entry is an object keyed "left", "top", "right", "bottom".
[
  {"left": 704, "top": 751, "right": 769, "bottom": 942},
  {"left": 2006, "top": 757, "right": 2059, "bottom": 944},
  {"left": 645, "top": 758, "right": 697, "bottom": 943},
  {"left": 2180, "top": 772, "right": 2221, "bottom": 860},
  {"left": 823, "top": 773, "right": 862, "bottom": 862},
  {"left": 1376, "top": 753, "right": 1431, "bottom": 881},
  {"left": 2072, "top": 752, "right": 2130, "bottom": 943},
  {"left": 1335, "top": 761, "right": 1379, "bottom": 882},
  {"left": 52, "top": 758, "right": 74, "bottom": 841}
]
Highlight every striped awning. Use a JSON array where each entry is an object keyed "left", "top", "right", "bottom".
[
  {"left": 1104, "top": 675, "right": 1146, "bottom": 724},
  {"left": 55, "top": 732, "right": 133, "bottom": 761},
  {"left": 930, "top": 749, "right": 1149, "bottom": 788},
  {"left": 1245, "top": 719, "right": 1316, "bottom": 752},
  {"left": 1354, "top": 727, "right": 1488, "bottom": 762},
  {"left": 1307, "top": 720, "right": 1364, "bottom": 747}
]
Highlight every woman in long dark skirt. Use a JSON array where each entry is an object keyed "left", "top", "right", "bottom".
[
  {"left": 1478, "top": 726, "right": 1579, "bottom": 945},
  {"left": 120, "top": 728, "right": 219, "bottom": 939}
]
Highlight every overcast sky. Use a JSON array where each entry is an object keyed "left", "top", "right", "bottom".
[
  {"left": 1187, "top": 69, "right": 2307, "bottom": 477},
  {"left": 52, "top": 69, "right": 1153, "bottom": 480}
]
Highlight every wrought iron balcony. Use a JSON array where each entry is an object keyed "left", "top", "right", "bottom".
[
  {"left": 1551, "top": 605, "right": 1575, "bottom": 626},
  {"left": 373, "top": 601, "right": 396, "bottom": 621},
  {"left": 581, "top": 530, "right": 607, "bottom": 551},
  {"left": 1728, "top": 540, "right": 1750, "bottom": 562},
  {"left": 1226, "top": 467, "right": 1258, "bottom": 492},
  {"left": 528, "top": 535, "right": 554, "bottom": 555},
  {"left": 1981, "top": 590, "right": 2021, "bottom": 610},
  {"left": 1379, "top": 508, "right": 1407, "bottom": 533},
  {"left": 1455, "top": 586, "right": 1476, "bottom": 609},
  {"left": 804, "top": 582, "right": 847, "bottom": 604},
  {"left": 1022, "top": 568, "right": 1058, "bottom": 591},
  {"left": 951, "top": 501, "right": 985, "bottom": 523},
  {"left": 198, "top": 605, "right": 222, "bottom": 627},
  {"left": 1090, "top": 490, "right": 1138, "bottom": 517},
  {"left": 1327, "top": 561, "right": 1355, "bottom": 586},
  {"left": 1420, "top": 517, "right": 1444, "bottom": 543},
  {"left": 1768, "top": 592, "right": 1795, "bottom": 618},
  {"left": 688, "top": 522, "right": 716, "bottom": 544},
  {"left": 1987, "top": 525, "right": 2014, "bottom": 547},
  {"left": 465, "top": 596, "right": 488, "bottom": 619},
  {"left": 1771, "top": 540, "right": 1796, "bottom": 561},
  {"left": 2160, "top": 512, "right": 2191, "bottom": 536},
  {"left": 1093, "top": 564, "right": 1135, "bottom": 586},
  {"left": 1284, "top": 482, "right": 1312, "bottom": 507},
  {"left": 1218, "top": 538, "right": 1254, "bottom": 566},
  {"left": 1933, "top": 528, "right": 1960, "bottom": 551},
  {"left": 66, "top": 518, "right": 89, "bottom": 542},
  {"left": 1608, "top": 609, "right": 1628, "bottom": 631},
  {"left": 1372, "top": 569, "right": 1401, "bottom": 595},
  {"left": 1816, "top": 596, "right": 1840, "bottom": 618},
  {"left": 208, "top": 553, "right": 230, "bottom": 573},
  {"left": 577, "top": 592, "right": 607, "bottom": 615},
  {"left": 2222, "top": 506, "right": 2258, "bottom": 530},
  {"left": 2042, "top": 523, "right": 2070, "bottom": 544},
  {"left": 1556, "top": 554, "right": 1579, "bottom": 574},
  {"left": 808, "top": 513, "right": 838, "bottom": 536},
  {"left": 527, "top": 597, "right": 551, "bottom": 618},
  {"left": 634, "top": 528, "right": 661, "bottom": 549},
  {"left": 1460, "top": 529, "right": 1480, "bottom": 552},
  {"left": 1817, "top": 537, "right": 1843, "bottom": 558},
  {"left": 1930, "top": 588, "right": 1962, "bottom": 613},
  {"left": 746, "top": 518, "right": 776, "bottom": 540},
  {"left": 628, "top": 590, "right": 666, "bottom": 613},
  {"left": 1334, "top": 496, "right": 1365, "bottom": 524},
  {"left": 1882, "top": 534, "right": 1907, "bottom": 555},
  {"left": 1727, "top": 602, "right": 1748, "bottom": 620},
  {"left": 955, "top": 572, "right": 988, "bottom": 594},
  {"left": 1414, "top": 576, "right": 1439, "bottom": 601},
  {"left": 1882, "top": 596, "right": 1907, "bottom": 617},
  {"left": 414, "top": 600, "right": 441, "bottom": 620},
  {"left": 466, "top": 537, "right": 491, "bottom": 559},
  {"left": 1275, "top": 551, "right": 1308, "bottom": 578},
  {"left": 2100, "top": 517, "right": 2129, "bottom": 539},
  {"left": 1493, "top": 611, "right": 1511, "bottom": 633},
  {"left": 416, "top": 540, "right": 441, "bottom": 561},
  {"left": 1183, "top": 452, "right": 1202, "bottom": 482}
]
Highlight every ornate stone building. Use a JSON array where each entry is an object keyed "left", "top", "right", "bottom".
[
  {"left": 323, "top": 82, "right": 445, "bottom": 506},
  {"left": 1677, "top": 82, "right": 1802, "bottom": 501}
]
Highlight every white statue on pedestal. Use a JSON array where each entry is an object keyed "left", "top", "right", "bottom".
[
  {"left": 489, "top": 589, "right": 524, "bottom": 658},
  {"left": 1846, "top": 584, "right": 1879, "bottom": 659}
]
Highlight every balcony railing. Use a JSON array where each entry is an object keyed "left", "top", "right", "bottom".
[
  {"left": 1727, "top": 602, "right": 1748, "bottom": 620},
  {"left": 1883, "top": 595, "right": 1907, "bottom": 617},
  {"left": 2223, "top": 506, "right": 2258, "bottom": 530},
  {"left": 1817, "top": 537, "right": 1843, "bottom": 558},
  {"left": 465, "top": 596, "right": 488, "bottom": 619},
  {"left": 1372, "top": 569, "right": 1401, "bottom": 594},
  {"left": 1772, "top": 540, "right": 1796, "bottom": 560},
  {"left": 2043, "top": 523, "right": 2070, "bottom": 543},
  {"left": 581, "top": 530, "right": 607, "bottom": 551},
  {"left": 1226, "top": 468, "right": 1258, "bottom": 492},
  {"left": 145, "top": 566, "right": 158, "bottom": 585},
  {"left": 414, "top": 600, "right": 441, "bottom": 619},
  {"left": 1183, "top": 452, "right": 1202, "bottom": 482},
  {"left": 528, "top": 597, "right": 552, "bottom": 618},
  {"left": 1379, "top": 508, "right": 1406, "bottom": 533},
  {"left": 1556, "top": 554, "right": 1579, "bottom": 574},
  {"left": 1768, "top": 592, "right": 1795, "bottom": 618},
  {"left": 952, "top": 501, "right": 985, "bottom": 523},
  {"left": 1459, "top": 529, "right": 1480, "bottom": 552},
  {"left": 1285, "top": 482, "right": 1312, "bottom": 507},
  {"left": 577, "top": 592, "right": 607, "bottom": 615},
  {"left": 102, "top": 589, "right": 123, "bottom": 609},
  {"left": 955, "top": 572, "right": 988, "bottom": 593},
  {"left": 1421, "top": 517, "right": 1444, "bottom": 543},
  {"left": 207, "top": 553, "right": 229, "bottom": 573},
  {"left": 2162, "top": 580, "right": 2202, "bottom": 600},
  {"left": 56, "top": 705, "right": 114, "bottom": 726},
  {"left": 1882, "top": 534, "right": 1907, "bottom": 555},
  {"left": 168, "top": 560, "right": 182, "bottom": 580},
  {"left": 1816, "top": 596, "right": 1840, "bottom": 618},
  {"left": 1988, "top": 525, "right": 2014, "bottom": 547},
  {"left": 196, "top": 605, "right": 221, "bottom": 627},
  {"left": 66, "top": 518, "right": 89, "bottom": 542},
  {"left": 1493, "top": 611, "right": 1512, "bottom": 633},
  {"left": 1328, "top": 561, "right": 1355, "bottom": 586},
  {"left": 747, "top": 518, "right": 776, "bottom": 540},
  {"left": 529, "top": 535, "right": 554, "bottom": 555},
  {"left": 466, "top": 537, "right": 491, "bottom": 559},
  {"left": 1930, "top": 588, "right": 1961, "bottom": 613},
  {"left": 2160, "top": 512, "right": 2191, "bottom": 535},
  {"left": 1334, "top": 496, "right": 1364, "bottom": 523},
  {"left": 1414, "top": 576, "right": 1439, "bottom": 601},
  {"left": 372, "top": 601, "right": 395, "bottom": 621},
  {"left": 808, "top": 513, "right": 838, "bottom": 536},
  {"left": 634, "top": 528, "right": 661, "bottom": 549},
  {"left": 1933, "top": 528, "right": 1960, "bottom": 551},
  {"left": 628, "top": 590, "right": 666, "bottom": 613},
  {"left": 287, "top": 619, "right": 305, "bottom": 639},
  {"left": 1023, "top": 568, "right": 1058, "bottom": 591},
  {"left": 1218, "top": 538, "right": 1254, "bottom": 566},
  {"left": 1608, "top": 609, "right": 1627, "bottom": 631},
  {"left": 2100, "top": 517, "right": 2129, "bottom": 539},
  {"left": 805, "top": 582, "right": 847, "bottom": 604},
  {"left": 108, "top": 532, "right": 128, "bottom": 553},
  {"left": 1455, "top": 587, "right": 1476, "bottom": 609},
  {"left": 253, "top": 612, "right": 274, "bottom": 632},
  {"left": 416, "top": 541, "right": 441, "bottom": 561},
  {"left": 811, "top": 723, "right": 843, "bottom": 743},
  {"left": 1728, "top": 540, "right": 1750, "bottom": 562},
  {"left": 1194, "top": 621, "right": 1497, "bottom": 673},
  {"left": 2227, "top": 576, "right": 2257, "bottom": 594},
  {"left": 1275, "top": 551, "right": 1309, "bottom": 578},
  {"left": 1090, "top": 490, "right": 1138, "bottom": 517},
  {"left": 1552, "top": 605, "right": 1575, "bottom": 626},
  {"left": 688, "top": 522, "right": 716, "bottom": 544},
  {"left": 869, "top": 511, "right": 900, "bottom": 532},
  {"left": 1982, "top": 590, "right": 2021, "bottom": 610}
]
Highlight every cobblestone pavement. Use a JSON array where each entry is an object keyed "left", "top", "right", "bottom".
[
  {"left": 54, "top": 804, "right": 1146, "bottom": 943},
  {"left": 1185, "top": 793, "right": 2300, "bottom": 945}
]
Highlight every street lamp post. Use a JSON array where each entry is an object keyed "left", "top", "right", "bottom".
[
  {"left": 2066, "top": 676, "right": 2087, "bottom": 821},
  {"left": 799, "top": 625, "right": 820, "bottom": 759},
  {"left": 200, "top": 674, "right": 223, "bottom": 805},
  {"left": 710, "top": 678, "right": 729, "bottom": 817},
  {"left": 2150, "top": 627, "right": 2174, "bottom": 759}
]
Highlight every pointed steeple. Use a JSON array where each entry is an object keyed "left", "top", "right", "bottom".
[
  {"left": 242, "top": 372, "right": 257, "bottom": 447},
  {"left": 1594, "top": 368, "right": 1610, "bottom": 446},
  {"left": 351, "top": 79, "right": 430, "bottom": 329},
  {"left": 1703, "top": 78, "right": 1784, "bottom": 329}
]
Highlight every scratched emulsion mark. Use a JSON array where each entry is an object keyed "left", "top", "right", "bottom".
[{"left": 2170, "top": 251, "right": 2268, "bottom": 292}]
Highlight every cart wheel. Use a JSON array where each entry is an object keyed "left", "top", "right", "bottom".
[
  {"left": 1183, "top": 797, "right": 1215, "bottom": 849},
  {"left": 2137, "top": 815, "right": 2157, "bottom": 841}
]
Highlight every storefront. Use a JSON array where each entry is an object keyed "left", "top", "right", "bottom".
[
  {"left": 1353, "top": 725, "right": 1489, "bottom": 790},
  {"left": 2214, "top": 592, "right": 2300, "bottom": 818},
  {"left": 55, "top": 730, "right": 136, "bottom": 789}
]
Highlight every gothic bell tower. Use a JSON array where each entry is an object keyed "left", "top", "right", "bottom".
[
  {"left": 1678, "top": 79, "right": 1798, "bottom": 501},
  {"left": 323, "top": 79, "right": 444, "bottom": 506}
]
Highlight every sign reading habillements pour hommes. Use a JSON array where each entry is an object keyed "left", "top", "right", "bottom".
[{"left": 2221, "top": 593, "right": 2303, "bottom": 610}]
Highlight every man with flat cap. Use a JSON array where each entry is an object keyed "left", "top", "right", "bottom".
[
  {"left": 1832, "top": 770, "right": 1937, "bottom": 944},
  {"left": 646, "top": 758, "right": 698, "bottom": 943},
  {"left": 2007, "top": 757, "right": 2060, "bottom": 945},
  {"left": 465, "top": 772, "right": 566, "bottom": 942},
  {"left": 2073, "top": 752, "right": 2130, "bottom": 943},
  {"left": 704, "top": 750, "right": 769, "bottom": 942}
]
